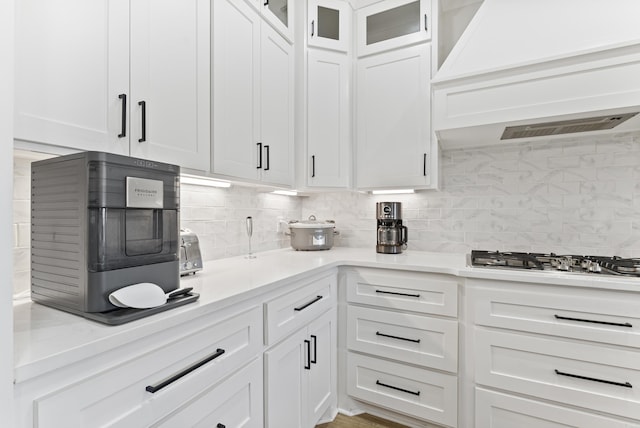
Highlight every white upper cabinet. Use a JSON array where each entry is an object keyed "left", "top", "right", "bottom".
[
  {"left": 245, "top": 0, "right": 294, "bottom": 43},
  {"left": 356, "top": 44, "right": 432, "bottom": 189},
  {"left": 306, "top": 49, "right": 350, "bottom": 188},
  {"left": 14, "top": 0, "right": 129, "bottom": 156},
  {"left": 213, "top": 0, "right": 294, "bottom": 187},
  {"left": 356, "top": 0, "right": 431, "bottom": 57},
  {"left": 14, "top": 0, "right": 210, "bottom": 171},
  {"left": 308, "top": 0, "right": 351, "bottom": 52}
]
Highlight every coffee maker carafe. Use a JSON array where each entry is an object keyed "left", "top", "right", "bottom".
[{"left": 376, "top": 202, "right": 408, "bottom": 254}]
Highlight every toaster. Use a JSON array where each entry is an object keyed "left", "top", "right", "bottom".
[{"left": 179, "top": 229, "right": 203, "bottom": 275}]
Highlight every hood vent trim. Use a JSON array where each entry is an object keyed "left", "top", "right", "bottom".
[{"left": 500, "top": 113, "right": 639, "bottom": 140}]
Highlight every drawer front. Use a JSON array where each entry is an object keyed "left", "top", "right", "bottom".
[
  {"left": 347, "top": 352, "right": 457, "bottom": 427},
  {"left": 347, "top": 305, "right": 458, "bottom": 373},
  {"left": 345, "top": 268, "right": 458, "bottom": 317},
  {"left": 35, "top": 306, "right": 262, "bottom": 428},
  {"left": 475, "top": 328, "right": 640, "bottom": 420},
  {"left": 152, "top": 357, "right": 263, "bottom": 428},
  {"left": 470, "top": 282, "right": 640, "bottom": 348},
  {"left": 264, "top": 272, "right": 337, "bottom": 345},
  {"left": 476, "top": 387, "right": 640, "bottom": 428}
]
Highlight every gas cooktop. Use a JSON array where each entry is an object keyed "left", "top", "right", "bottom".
[{"left": 470, "top": 250, "right": 640, "bottom": 277}]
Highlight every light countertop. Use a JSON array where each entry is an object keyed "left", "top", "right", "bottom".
[{"left": 13, "top": 247, "right": 640, "bottom": 383}]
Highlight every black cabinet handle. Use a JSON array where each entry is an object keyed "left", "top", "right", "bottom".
[
  {"left": 424, "top": 14, "right": 428, "bottom": 31},
  {"left": 146, "top": 348, "right": 225, "bottom": 393},
  {"left": 375, "top": 290, "right": 420, "bottom": 298},
  {"left": 264, "top": 145, "right": 270, "bottom": 171},
  {"left": 118, "top": 94, "right": 127, "bottom": 138},
  {"left": 376, "top": 331, "right": 421, "bottom": 344},
  {"left": 311, "top": 20, "right": 315, "bottom": 37},
  {"left": 423, "top": 153, "right": 427, "bottom": 176},
  {"left": 257, "top": 142, "right": 263, "bottom": 169},
  {"left": 304, "top": 339, "right": 311, "bottom": 370},
  {"left": 294, "top": 295, "right": 323, "bottom": 312},
  {"left": 311, "top": 334, "right": 317, "bottom": 364},
  {"left": 217, "top": 424, "right": 226, "bottom": 428},
  {"left": 554, "top": 315, "right": 632, "bottom": 328},
  {"left": 138, "top": 100, "right": 146, "bottom": 142},
  {"left": 376, "top": 380, "right": 420, "bottom": 396},
  {"left": 555, "top": 369, "right": 632, "bottom": 388},
  {"left": 264, "top": 0, "right": 268, "bottom": 5},
  {"left": 311, "top": 155, "right": 316, "bottom": 178}
]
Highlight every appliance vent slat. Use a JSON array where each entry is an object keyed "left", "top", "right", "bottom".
[{"left": 501, "top": 113, "right": 639, "bottom": 140}]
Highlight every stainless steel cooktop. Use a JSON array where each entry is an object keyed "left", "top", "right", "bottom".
[{"left": 470, "top": 250, "right": 640, "bottom": 277}]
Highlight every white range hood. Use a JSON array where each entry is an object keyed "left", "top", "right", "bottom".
[{"left": 432, "top": 0, "right": 640, "bottom": 149}]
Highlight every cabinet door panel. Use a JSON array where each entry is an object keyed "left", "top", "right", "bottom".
[
  {"left": 356, "top": 44, "right": 431, "bottom": 189},
  {"left": 212, "top": 0, "right": 261, "bottom": 181},
  {"left": 130, "top": 0, "right": 210, "bottom": 171},
  {"left": 260, "top": 24, "right": 294, "bottom": 186},
  {"left": 308, "top": 0, "right": 351, "bottom": 52},
  {"left": 307, "top": 310, "right": 335, "bottom": 424},
  {"left": 307, "top": 50, "right": 350, "bottom": 188},
  {"left": 14, "top": 0, "right": 129, "bottom": 155}
]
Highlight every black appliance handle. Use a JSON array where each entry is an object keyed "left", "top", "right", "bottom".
[
  {"left": 402, "top": 226, "right": 408, "bottom": 245},
  {"left": 555, "top": 369, "right": 632, "bottom": 388},
  {"left": 375, "top": 290, "right": 420, "bottom": 298},
  {"left": 376, "top": 380, "right": 420, "bottom": 396},
  {"left": 138, "top": 100, "right": 146, "bottom": 142},
  {"left": 294, "top": 295, "right": 323, "bottom": 312},
  {"left": 554, "top": 315, "right": 632, "bottom": 328},
  {"left": 118, "top": 94, "right": 127, "bottom": 138},
  {"left": 376, "top": 331, "right": 421, "bottom": 343},
  {"left": 145, "top": 348, "right": 225, "bottom": 393}
]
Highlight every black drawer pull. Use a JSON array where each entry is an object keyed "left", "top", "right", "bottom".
[
  {"left": 118, "top": 93, "right": 127, "bottom": 138},
  {"left": 145, "top": 348, "right": 225, "bottom": 393},
  {"left": 376, "top": 380, "right": 420, "bottom": 396},
  {"left": 554, "top": 315, "right": 632, "bottom": 328},
  {"left": 555, "top": 369, "right": 632, "bottom": 388},
  {"left": 375, "top": 290, "right": 420, "bottom": 298},
  {"left": 376, "top": 331, "right": 421, "bottom": 343},
  {"left": 304, "top": 339, "right": 311, "bottom": 370},
  {"left": 217, "top": 424, "right": 226, "bottom": 428},
  {"left": 294, "top": 295, "right": 323, "bottom": 312}
]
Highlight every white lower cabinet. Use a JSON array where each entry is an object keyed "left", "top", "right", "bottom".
[
  {"left": 33, "top": 306, "right": 262, "bottom": 428},
  {"left": 151, "top": 357, "right": 263, "bottom": 428},
  {"left": 265, "top": 309, "right": 336, "bottom": 428}
]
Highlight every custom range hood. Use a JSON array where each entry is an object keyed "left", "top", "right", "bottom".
[{"left": 432, "top": 0, "right": 640, "bottom": 148}]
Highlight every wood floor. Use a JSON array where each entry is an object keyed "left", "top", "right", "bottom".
[{"left": 316, "top": 413, "right": 409, "bottom": 428}]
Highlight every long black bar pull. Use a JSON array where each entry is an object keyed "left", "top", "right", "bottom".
[
  {"left": 118, "top": 94, "right": 127, "bottom": 138},
  {"left": 294, "top": 295, "right": 323, "bottom": 312},
  {"left": 304, "top": 339, "right": 311, "bottom": 370},
  {"left": 555, "top": 370, "right": 632, "bottom": 388},
  {"left": 376, "top": 380, "right": 420, "bottom": 396},
  {"left": 257, "top": 142, "right": 263, "bottom": 169},
  {"left": 375, "top": 290, "right": 420, "bottom": 298},
  {"left": 376, "top": 331, "right": 421, "bottom": 343},
  {"left": 554, "top": 315, "right": 632, "bottom": 328},
  {"left": 145, "top": 348, "right": 225, "bottom": 393},
  {"left": 138, "top": 101, "right": 146, "bottom": 142}
]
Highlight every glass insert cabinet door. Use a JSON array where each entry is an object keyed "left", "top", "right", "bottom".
[
  {"left": 308, "top": 0, "right": 351, "bottom": 52},
  {"left": 357, "top": 0, "right": 431, "bottom": 57},
  {"left": 261, "top": 0, "right": 294, "bottom": 42}
]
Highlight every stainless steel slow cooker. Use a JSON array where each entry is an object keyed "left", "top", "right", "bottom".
[{"left": 287, "top": 215, "right": 339, "bottom": 251}]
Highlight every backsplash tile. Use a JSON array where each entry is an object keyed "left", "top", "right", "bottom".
[{"left": 12, "top": 130, "right": 640, "bottom": 295}]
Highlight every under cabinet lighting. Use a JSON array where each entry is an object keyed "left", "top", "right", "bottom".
[
  {"left": 371, "top": 189, "right": 415, "bottom": 195},
  {"left": 271, "top": 190, "right": 298, "bottom": 196},
  {"left": 180, "top": 174, "right": 231, "bottom": 188}
]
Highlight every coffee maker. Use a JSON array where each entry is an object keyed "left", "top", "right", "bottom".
[{"left": 376, "top": 202, "right": 408, "bottom": 254}]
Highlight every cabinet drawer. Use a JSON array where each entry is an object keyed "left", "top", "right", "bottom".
[
  {"left": 476, "top": 388, "right": 640, "bottom": 428},
  {"left": 152, "top": 357, "right": 263, "bottom": 428},
  {"left": 345, "top": 268, "right": 458, "bottom": 316},
  {"left": 264, "top": 272, "right": 336, "bottom": 345},
  {"left": 475, "top": 328, "right": 640, "bottom": 420},
  {"left": 34, "top": 306, "right": 262, "bottom": 428},
  {"left": 347, "top": 305, "right": 458, "bottom": 373},
  {"left": 470, "top": 282, "right": 640, "bottom": 348},
  {"left": 347, "top": 352, "right": 457, "bottom": 427}
]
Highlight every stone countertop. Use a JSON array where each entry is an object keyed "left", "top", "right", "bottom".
[{"left": 13, "top": 247, "right": 640, "bottom": 383}]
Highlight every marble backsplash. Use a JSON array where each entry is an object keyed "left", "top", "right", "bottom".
[{"left": 12, "top": 130, "right": 640, "bottom": 295}]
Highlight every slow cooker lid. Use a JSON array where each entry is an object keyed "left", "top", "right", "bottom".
[{"left": 289, "top": 215, "right": 335, "bottom": 229}]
